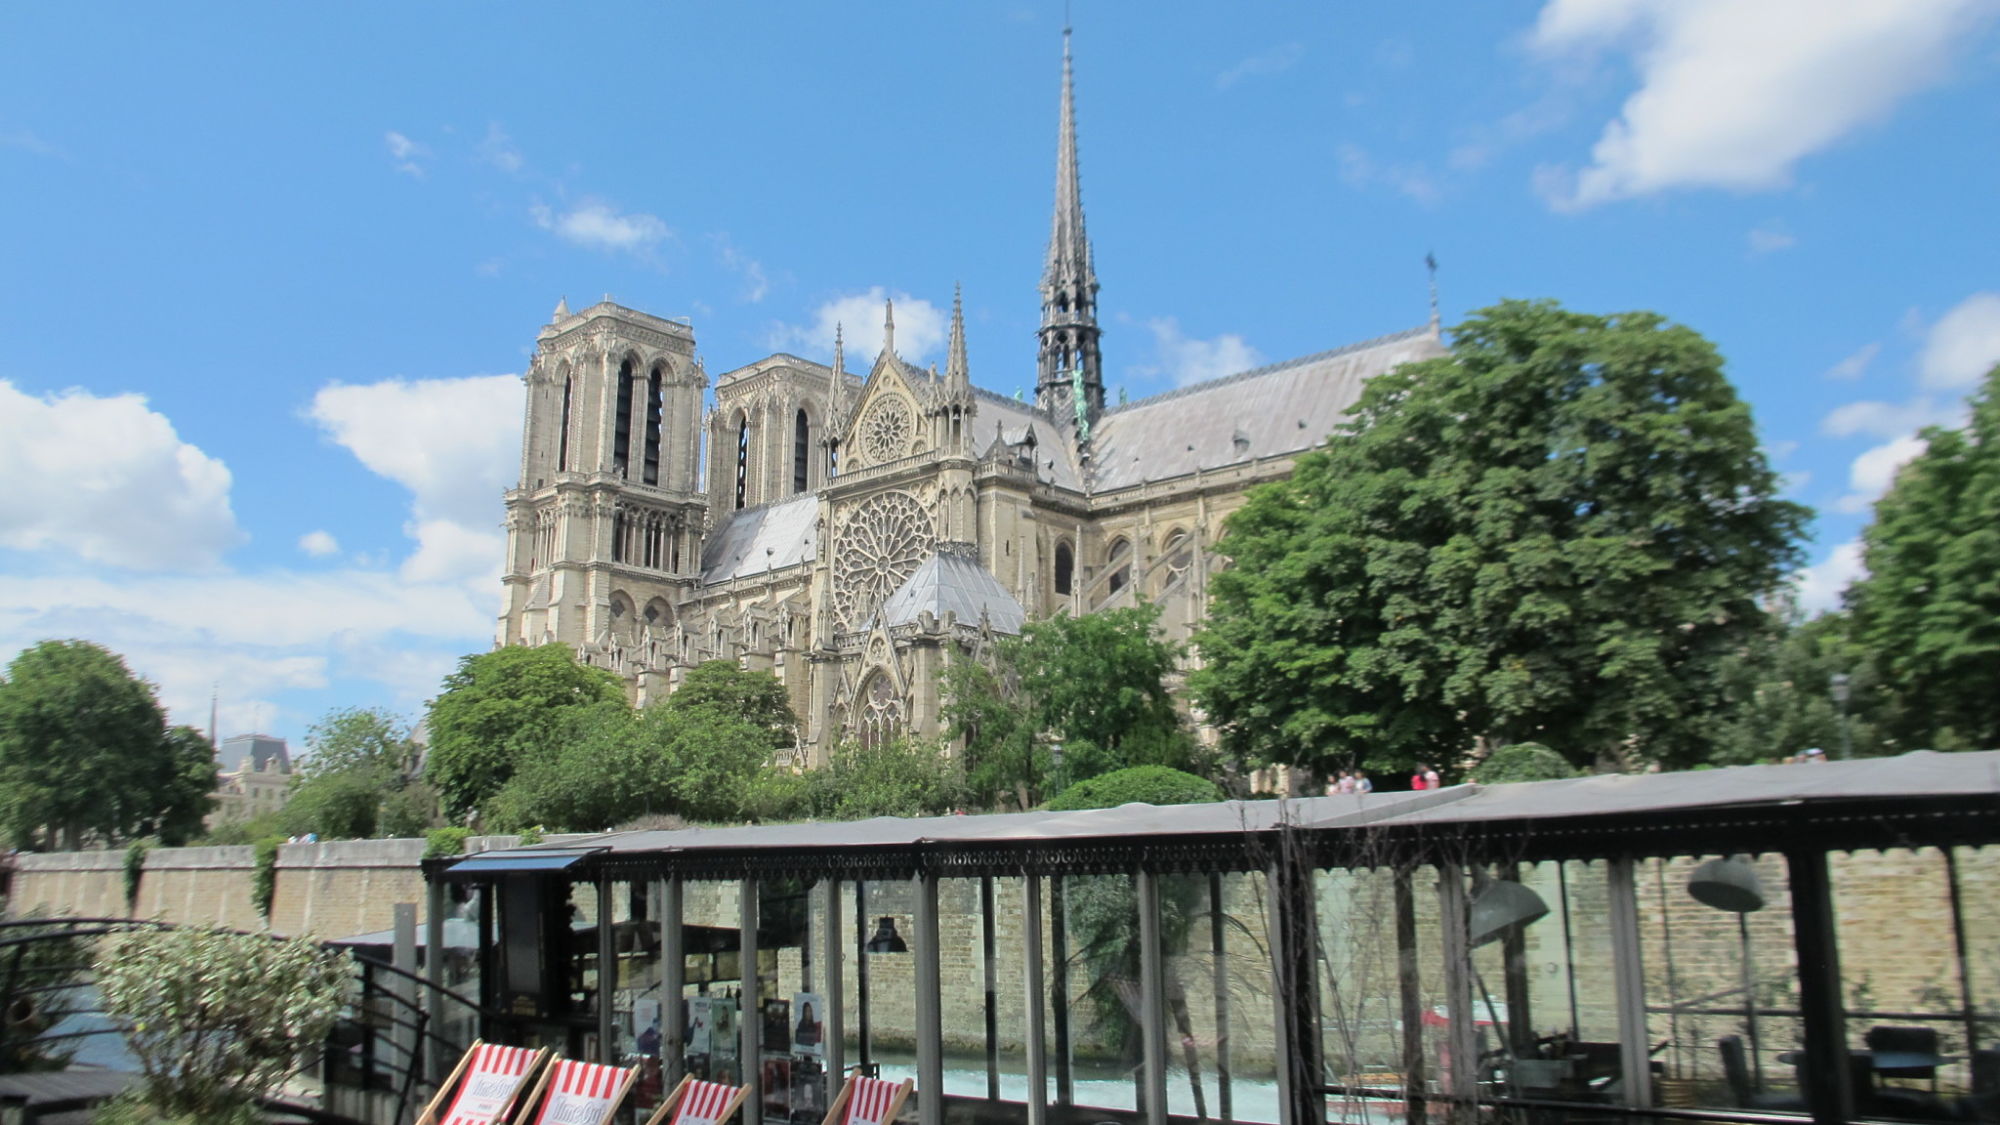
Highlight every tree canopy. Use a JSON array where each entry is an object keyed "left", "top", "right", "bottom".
[
  {"left": 1045, "top": 765, "right": 1221, "bottom": 811},
  {"left": 944, "top": 603, "right": 1197, "bottom": 807},
  {"left": 0, "top": 641, "right": 215, "bottom": 849},
  {"left": 1846, "top": 361, "right": 2000, "bottom": 751},
  {"left": 667, "top": 660, "right": 798, "bottom": 750},
  {"left": 804, "top": 737, "right": 968, "bottom": 820},
  {"left": 283, "top": 707, "right": 429, "bottom": 840},
  {"left": 423, "top": 644, "right": 626, "bottom": 818},
  {"left": 1191, "top": 300, "right": 1809, "bottom": 775}
]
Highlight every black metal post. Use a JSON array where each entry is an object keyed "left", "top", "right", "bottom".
[
  {"left": 982, "top": 874, "right": 1000, "bottom": 1101},
  {"left": 1051, "top": 874, "right": 1073, "bottom": 1105},
  {"left": 855, "top": 879, "right": 871, "bottom": 1073},
  {"left": 1395, "top": 868, "right": 1427, "bottom": 1125},
  {"left": 1210, "top": 870, "right": 1234, "bottom": 1124},
  {"left": 1786, "top": 850, "right": 1853, "bottom": 1125}
]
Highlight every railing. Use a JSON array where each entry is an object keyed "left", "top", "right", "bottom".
[{"left": 0, "top": 916, "right": 496, "bottom": 1125}]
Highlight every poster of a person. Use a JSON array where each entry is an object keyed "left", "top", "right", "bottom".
[
  {"left": 688, "top": 996, "right": 714, "bottom": 1055},
  {"left": 792, "top": 992, "right": 825, "bottom": 1057}
]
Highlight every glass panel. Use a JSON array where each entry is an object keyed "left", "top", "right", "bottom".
[
  {"left": 1052, "top": 873, "right": 1140, "bottom": 1113},
  {"left": 757, "top": 877, "right": 816, "bottom": 1125},
  {"left": 1177, "top": 870, "right": 1279, "bottom": 1124},
  {"left": 1636, "top": 855, "right": 1804, "bottom": 1115},
  {"left": 1316, "top": 865, "right": 1414, "bottom": 1125},
  {"left": 861, "top": 880, "right": 921, "bottom": 1090},
  {"left": 610, "top": 879, "right": 665, "bottom": 1118},
  {"left": 935, "top": 876, "right": 997, "bottom": 1100},
  {"left": 1832, "top": 846, "right": 1976, "bottom": 1121},
  {"left": 680, "top": 879, "right": 747, "bottom": 1088}
]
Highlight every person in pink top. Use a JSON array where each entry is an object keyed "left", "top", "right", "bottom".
[{"left": 1411, "top": 767, "right": 1429, "bottom": 791}]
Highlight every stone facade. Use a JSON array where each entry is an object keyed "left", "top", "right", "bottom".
[{"left": 493, "top": 36, "right": 1448, "bottom": 762}]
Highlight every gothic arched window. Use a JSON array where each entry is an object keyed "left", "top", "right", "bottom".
[
  {"left": 1105, "top": 538, "right": 1131, "bottom": 594},
  {"left": 1054, "top": 541, "right": 1074, "bottom": 596},
  {"left": 614, "top": 358, "right": 637, "bottom": 477},
  {"left": 858, "top": 672, "right": 903, "bottom": 750},
  {"left": 735, "top": 416, "right": 749, "bottom": 509},
  {"left": 794, "top": 409, "right": 811, "bottom": 494},
  {"left": 557, "top": 373, "right": 574, "bottom": 472},
  {"left": 643, "top": 363, "right": 665, "bottom": 486}
]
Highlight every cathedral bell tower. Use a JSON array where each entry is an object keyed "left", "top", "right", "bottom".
[
  {"left": 498, "top": 300, "right": 708, "bottom": 681},
  {"left": 1035, "top": 27, "right": 1104, "bottom": 439}
]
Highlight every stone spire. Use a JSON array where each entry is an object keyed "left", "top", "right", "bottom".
[
  {"left": 945, "top": 283, "right": 970, "bottom": 390},
  {"left": 829, "top": 323, "right": 849, "bottom": 424},
  {"left": 1036, "top": 26, "right": 1104, "bottom": 435},
  {"left": 882, "top": 298, "right": 896, "bottom": 358}
]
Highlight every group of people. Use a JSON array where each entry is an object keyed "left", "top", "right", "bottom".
[
  {"left": 1781, "top": 747, "right": 1829, "bottom": 765},
  {"left": 1409, "top": 764, "right": 1443, "bottom": 790},
  {"left": 1327, "top": 770, "right": 1374, "bottom": 794}
]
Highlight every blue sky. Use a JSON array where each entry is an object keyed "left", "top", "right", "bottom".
[{"left": 3, "top": 1, "right": 1997, "bottom": 750}]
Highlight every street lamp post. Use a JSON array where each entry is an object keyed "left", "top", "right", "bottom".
[{"left": 1829, "top": 673, "right": 1853, "bottom": 760}]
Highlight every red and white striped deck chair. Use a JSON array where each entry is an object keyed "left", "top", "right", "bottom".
[
  {"left": 641, "top": 1074, "right": 752, "bottom": 1125},
  {"left": 820, "top": 1075, "right": 914, "bottom": 1125},
  {"left": 512, "top": 1057, "right": 640, "bottom": 1125},
  {"left": 413, "top": 1040, "right": 549, "bottom": 1125}
]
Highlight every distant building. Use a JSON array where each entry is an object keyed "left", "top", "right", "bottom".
[{"left": 210, "top": 733, "right": 292, "bottom": 825}]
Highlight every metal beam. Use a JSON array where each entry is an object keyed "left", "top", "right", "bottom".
[
  {"left": 982, "top": 875, "right": 1000, "bottom": 1101},
  {"left": 1395, "top": 868, "right": 1426, "bottom": 1125},
  {"left": 824, "top": 878, "right": 845, "bottom": 1090},
  {"left": 1437, "top": 860, "right": 1477, "bottom": 1123},
  {"left": 914, "top": 872, "right": 944, "bottom": 1125},
  {"left": 424, "top": 878, "right": 447, "bottom": 1083},
  {"left": 1137, "top": 871, "right": 1169, "bottom": 1125},
  {"left": 660, "top": 876, "right": 685, "bottom": 1090},
  {"left": 741, "top": 877, "right": 761, "bottom": 1115},
  {"left": 1786, "top": 850, "right": 1852, "bottom": 1125},
  {"left": 1024, "top": 875, "right": 1048, "bottom": 1125},
  {"left": 1606, "top": 858, "right": 1653, "bottom": 1109},
  {"left": 597, "top": 876, "right": 616, "bottom": 1064}
]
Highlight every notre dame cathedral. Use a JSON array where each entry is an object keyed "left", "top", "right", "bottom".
[{"left": 495, "top": 34, "right": 1445, "bottom": 763}]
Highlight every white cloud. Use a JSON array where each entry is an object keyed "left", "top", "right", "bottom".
[
  {"left": 1746, "top": 222, "right": 1796, "bottom": 255},
  {"left": 1836, "top": 433, "right": 1928, "bottom": 513},
  {"left": 1793, "top": 539, "right": 1866, "bottom": 614},
  {"left": 766, "top": 287, "right": 948, "bottom": 366},
  {"left": 1825, "top": 342, "right": 1880, "bottom": 381},
  {"left": 1136, "top": 318, "right": 1265, "bottom": 388},
  {"left": 299, "top": 530, "right": 340, "bottom": 558},
  {"left": 307, "top": 374, "right": 521, "bottom": 591},
  {"left": 1531, "top": 0, "right": 1994, "bottom": 209},
  {"left": 1919, "top": 291, "right": 2000, "bottom": 389},
  {"left": 531, "top": 198, "right": 670, "bottom": 255},
  {"left": 1336, "top": 143, "right": 1441, "bottom": 205},
  {"left": 1216, "top": 43, "right": 1306, "bottom": 90},
  {"left": 0, "top": 380, "right": 240, "bottom": 570},
  {"left": 1820, "top": 396, "right": 1958, "bottom": 440},
  {"left": 479, "top": 122, "right": 523, "bottom": 173},
  {"left": 384, "top": 130, "right": 429, "bottom": 178},
  {"left": 712, "top": 235, "right": 770, "bottom": 303}
]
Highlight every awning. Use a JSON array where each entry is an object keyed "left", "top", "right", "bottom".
[{"left": 442, "top": 846, "right": 603, "bottom": 877}]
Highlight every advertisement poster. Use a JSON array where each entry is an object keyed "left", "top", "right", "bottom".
[
  {"left": 761, "top": 998, "right": 791, "bottom": 1054},
  {"left": 712, "top": 998, "right": 738, "bottom": 1061},
  {"left": 761, "top": 1058, "right": 792, "bottom": 1121},
  {"left": 688, "top": 996, "right": 714, "bottom": 1055},
  {"left": 791, "top": 992, "right": 825, "bottom": 1057}
]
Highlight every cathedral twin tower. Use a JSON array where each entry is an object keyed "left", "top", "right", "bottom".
[{"left": 496, "top": 32, "right": 1445, "bottom": 759}]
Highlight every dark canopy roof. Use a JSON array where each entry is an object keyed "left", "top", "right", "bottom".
[{"left": 442, "top": 751, "right": 2000, "bottom": 882}]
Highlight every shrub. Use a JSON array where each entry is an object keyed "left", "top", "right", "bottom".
[
  {"left": 1468, "top": 742, "right": 1579, "bottom": 785},
  {"left": 423, "top": 826, "right": 472, "bottom": 860},
  {"left": 250, "top": 836, "right": 284, "bottom": 919},
  {"left": 123, "top": 838, "right": 155, "bottom": 910},
  {"left": 95, "top": 926, "right": 351, "bottom": 1120},
  {"left": 1046, "top": 765, "right": 1222, "bottom": 811}
]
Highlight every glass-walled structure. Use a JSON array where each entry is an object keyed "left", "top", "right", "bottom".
[{"left": 433, "top": 751, "right": 2000, "bottom": 1125}]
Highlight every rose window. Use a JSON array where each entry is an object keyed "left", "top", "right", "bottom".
[
  {"left": 861, "top": 397, "right": 913, "bottom": 465},
  {"left": 832, "top": 490, "right": 933, "bottom": 629}
]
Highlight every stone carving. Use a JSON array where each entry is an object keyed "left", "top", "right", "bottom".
[
  {"left": 831, "top": 490, "right": 932, "bottom": 630},
  {"left": 861, "top": 395, "right": 913, "bottom": 466}
]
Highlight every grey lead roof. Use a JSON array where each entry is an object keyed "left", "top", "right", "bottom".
[
  {"left": 1086, "top": 326, "right": 1448, "bottom": 492},
  {"left": 972, "top": 388, "right": 1084, "bottom": 490},
  {"left": 699, "top": 494, "right": 817, "bottom": 582},
  {"left": 876, "top": 550, "right": 1028, "bottom": 634}
]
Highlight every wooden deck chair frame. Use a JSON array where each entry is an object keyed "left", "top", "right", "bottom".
[
  {"left": 819, "top": 1074, "right": 915, "bottom": 1125},
  {"left": 511, "top": 1057, "right": 641, "bottom": 1125},
  {"left": 641, "top": 1073, "right": 753, "bottom": 1125},
  {"left": 413, "top": 1039, "right": 551, "bottom": 1125}
]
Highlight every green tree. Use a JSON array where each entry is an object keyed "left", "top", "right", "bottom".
[
  {"left": 1707, "top": 609, "right": 1889, "bottom": 764},
  {"left": 424, "top": 644, "right": 626, "bottom": 819},
  {"left": 1192, "top": 300, "right": 1809, "bottom": 776},
  {"left": 1846, "top": 363, "right": 2000, "bottom": 751},
  {"left": 806, "top": 738, "right": 968, "bottom": 820},
  {"left": 944, "top": 604, "right": 1196, "bottom": 806},
  {"left": 0, "top": 641, "right": 213, "bottom": 850},
  {"left": 484, "top": 701, "right": 786, "bottom": 831},
  {"left": 284, "top": 706, "right": 423, "bottom": 839},
  {"left": 666, "top": 660, "right": 798, "bottom": 750}
]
